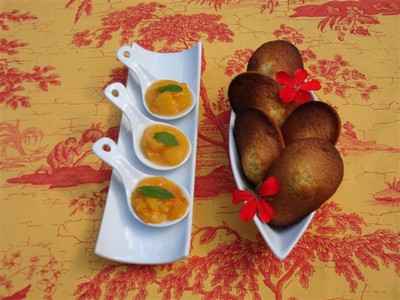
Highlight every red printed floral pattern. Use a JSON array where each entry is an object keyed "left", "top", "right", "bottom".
[
  {"left": 0, "top": 10, "right": 60, "bottom": 109},
  {"left": 273, "top": 24, "right": 305, "bottom": 45},
  {"left": 188, "top": 0, "right": 280, "bottom": 13},
  {"left": 6, "top": 124, "right": 118, "bottom": 188},
  {"left": 72, "top": 3, "right": 164, "bottom": 48},
  {"left": 0, "top": 10, "right": 36, "bottom": 30},
  {"left": 224, "top": 48, "right": 253, "bottom": 77},
  {"left": 65, "top": 0, "right": 93, "bottom": 23},
  {"left": 73, "top": 202, "right": 400, "bottom": 300},
  {"left": 337, "top": 121, "right": 400, "bottom": 156},
  {"left": 0, "top": 121, "right": 46, "bottom": 170},
  {"left": 0, "top": 39, "right": 26, "bottom": 55},
  {"left": 0, "top": 246, "right": 63, "bottom": 300},
  {"left": 0, "top": 63, "right": 60, "bottom": 109},
  {"left": 291, "top": 0, "right": 400, "bottom": 41},
  {"left": 373, "top": 177, "right": 400, "bottom": 205}
]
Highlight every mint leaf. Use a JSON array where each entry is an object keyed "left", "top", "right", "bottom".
[
  {"left": 153, "top": 131, "right": 179, "bottom": 146},
  {"left": 137, "top": 186, "right": 174, "bottom": 199},
  {"left": 158, "top": 84, "right": 182, "bottom": 93}
]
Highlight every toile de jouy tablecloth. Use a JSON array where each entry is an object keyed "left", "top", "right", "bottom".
[{"left": 1, "top": 0, "right": 399, "bottom": 299}]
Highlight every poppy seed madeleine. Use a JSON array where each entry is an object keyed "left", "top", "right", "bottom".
[
  {"left": 266, "top": 138, "right": 344, "bottom": 227},
  {"left": 247, "top": 40, "right": 303, "bottom": 77},
  {"left": 229, "top": 72, "right": 298, "bottom": 126},
  {"left": 234, "top": 109, "right": 284, "bottom": 185},
  {"left": 282, "top": 101, "right": 341, "bottom": 145}
]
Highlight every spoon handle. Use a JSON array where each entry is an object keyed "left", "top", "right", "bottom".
[
  {"left": 104, "top": 82, "right": 144, "bottom": 125},
  {"left": 92, "top": 137, "right": 144, "bottom": 189},
  {"left": 117, "top": 45, "right": 154, "bottom": 85}
]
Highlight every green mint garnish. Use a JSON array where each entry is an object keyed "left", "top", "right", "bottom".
[
  {"left": 158, "top": 84, "right": 183, "bottom": 93},
  {"left": 137, "top": 186, "right": 174, "bottom": 199},
  {"left": 153, "top": 131, "right": 179, "bottom": 146}
]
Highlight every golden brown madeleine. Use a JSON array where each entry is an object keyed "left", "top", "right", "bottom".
[
  {"left": 265, "top": 138, "right": 344, "bottom": 227},
  {"left": 234, "top": 109, "right": 284, "bottom": 185},
  {"left": 228, "top": 72, "right": 297, "bottom": 126},
  {"left": 282, "top": 101, "right": 341, "bottom": 145},
  {"left": 247, "top": 40, "right": 303, "bottom": 77}
]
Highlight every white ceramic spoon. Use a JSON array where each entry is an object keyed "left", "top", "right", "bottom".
[
  {"left": 93, "top": 137, "right": 191, "bottom": 228},
  {"left": 117, "top": 45, "right": 196, "bottom": 120},
  {"left": 104, "top": 82, "right": 192, "bottom": 171}
]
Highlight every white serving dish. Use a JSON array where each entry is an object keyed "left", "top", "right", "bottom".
[
  {"left": 94, "top": 42, "right": 202, "bottom": 264},
  {"left": 228, "top": 95, "right": 318, "bottom": 260}
]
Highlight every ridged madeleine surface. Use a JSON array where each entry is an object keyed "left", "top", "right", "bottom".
[
  {"left": 265, "top": 138, "right": 344, "bottom": 227},
  {"left": 282, "top": 101, "right": 341, "bottom": 145},
  {"left": 234, "top": 109, "right": 284, "bottom": 185},
  {"left": 247, "top": 40, "right": 303, "bottom": 77},
  {"left": 229, "top": 72, "right": 297, "bottom": 126}
]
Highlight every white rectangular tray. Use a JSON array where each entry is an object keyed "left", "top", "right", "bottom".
[{"left": 94, "top": 42, "right": 202, "bottom": 264}]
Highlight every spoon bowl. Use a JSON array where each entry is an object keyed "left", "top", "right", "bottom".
[
  {"left": 117, "top": 45, "right": 196, "bottom": 120},
  {"left": 92, "top": 137, "right": 191, "bottom": 228},
  {"left": 104, "top": 82, "right": 192, "bottom": 171}
]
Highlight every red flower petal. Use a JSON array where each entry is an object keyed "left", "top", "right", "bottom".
[
  {"left": 294, "top": 68, "right": 308, "bottom": 83},
  {"left": 240, "top": 200, "right": 257, "bottom": 221},
  {"left": 279, "top": 86, "right": 296, "bottom": 103},
  {"left": 259, "top": 176, "right": 280, "bottom": 197},
  {"left": 301, "top": 79, "right": 321, "bottom": 91},
  {"left": 276, "top": 71, "right": 292, "bottom": 85},
  {"left": 294, "top": 90, "right": 312, "bottom": 104},
  {"left": 257, "top": 200, "right": 274, "bottom": 223},
  {"left": 232, "top": 190, "right": 255, "bottom": 204}
]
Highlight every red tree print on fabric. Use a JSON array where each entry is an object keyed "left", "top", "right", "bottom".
[
  {"left": 273, "top": 24, "right": 305, "bottom": 45},
  {"left": 65, "top": 0, "right": 94, "bottom": 24},
  {"left": 6, "top": 124, "right": 119, "bottom": 188},
  {"left": 0, "top": 62, "right": 61, "bottom": 109},
  {"left": 306, "top": 54, "right": 378, "bottom": 101},
  {"left": 0, "top": 10, "right": 36, "bottom": 30},
  {"left": 194, "top": 86, "right": 233, "bottom": 197},
  {"left": 197, "top": 86, "right": 231, "bottom": 154},
  {"left": 71, "top": 4, "right": 232, "bottom": 52},
  {"left": 69, "top": 189, "right": 107, "bottom": 217},
  {"left": 188, "top": 0, "right": 280, "bottom": 13},
  {"left": 0, "top": 121, "right": 46, "bottom": 170},
  {"left": 291, "top": 0, "right": 400, "bottom": 41},
  {"left": 0, "top": 245, "right": 63, "bottom": 300},
  {"left": 224, "top": 48, "right": 253, "bottom": 77},
  {"left": 137, "top": 14, "right": 233, "bottom": 51},
  {"left": 188, "top": 0, "right": 240, "bottom": 10},
  {"left": 0, "top": 285, "right": 31, "bottom": 300},
  {"left": 72, "top": 3, "right": 164, "bottom": 48},
  {"left": 337, "top": 121, "right": 400, "bottom": 156},
  {"left": 73, "top": 202, "right": 400, "bottom": 300},
  {"left": 195, "top": 165, "right": 235, "bottom": 198},
  {"left": 74, "top": 265, "right": 157, "bottom": 300},
  {"left": 373, "top": 177, "right": 400, "bottom": 205},
  {"left": 0, "top": 11, "right": 60, "bottom": 109},
  {"left": 0, "top": 39, "right": 26, "bottom": 55},
  {"left": 272, "top": 24, "right": 378, "bottom": 101}
]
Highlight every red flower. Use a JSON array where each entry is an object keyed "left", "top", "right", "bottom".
[
  {"left": 276, "top": 69, "right": 321, "bottom": 104},
  {"left": 259, "top": 176, "right": 280, "bottom": 196},
  {"left": 232, "top": 176, "right": 279, "bottom": 223}
]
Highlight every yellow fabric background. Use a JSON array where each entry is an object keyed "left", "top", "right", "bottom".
[{"left": 0, "top": 0, "right": 399, "bottom": 299}]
